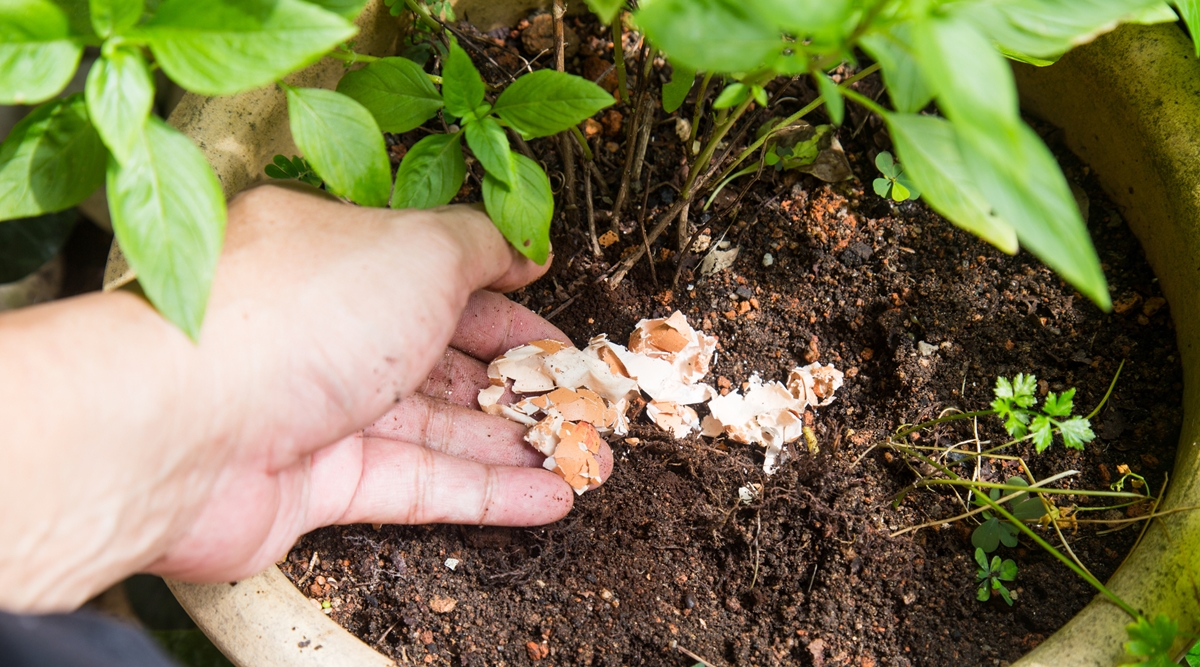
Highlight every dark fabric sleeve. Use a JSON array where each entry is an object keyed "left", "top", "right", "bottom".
[{"left": 0, "top": 610, "right": 179, "bottom": 667}]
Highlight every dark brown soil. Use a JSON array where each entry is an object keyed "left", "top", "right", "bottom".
[{"left": 281, "top": 14, "right": 1183, "bottom": 667}]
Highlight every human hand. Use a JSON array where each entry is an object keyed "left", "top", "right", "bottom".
[
  {"left": 144, "top": 185, "right": 614, "bottom": 583},
  {"left": 0, "top": 184, "right": 610, "bottom": 609}
]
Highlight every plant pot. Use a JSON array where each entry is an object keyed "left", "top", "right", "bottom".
[{"left": 109, "top": 11, "right": 1200, "bottom": 666}]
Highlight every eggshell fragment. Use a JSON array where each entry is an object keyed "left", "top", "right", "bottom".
[
  {"left": 628, "top": 310, "right": 717, "bottom": 385},
  {"left": 542, "top": 421, "right": 604, "bottom": 495},
  {"left": 787, "top": 362, "right": 844, "bottom": 407},
  {"left": 704, "top": 374, "right": 810, "bottom": 474},
  {"left": 645, "top": 400, "right": 700, "bottom": 438}
]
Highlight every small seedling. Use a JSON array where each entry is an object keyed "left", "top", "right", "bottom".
[
  {"left": 264, "top": 155, "right": 322, "bottom": 188},
  {"left": 975, "top": 547, "right": 1017, "bottom": 605},
  {"left": 991, "top": 374, "right": 1096, "bottom": 452},
  {"left": 1121, "top": 614, "right": 1178, "bottom": 666},
  {"left": 873, "top": 151, "right": 919, "bottom": 202},
  {"left": 971, "top": 476, "right": 1045, "bottom": 552}
]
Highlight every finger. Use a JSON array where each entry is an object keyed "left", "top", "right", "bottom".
[
  {"left": 364, "top": 393, "right": 615, "bottom": 483},
  {"left": 364, "top": 393, "right": 543, "bottom": 468},
  {"left": 420, "top": 348, "right": 496, "bottom": 409},
  {"left": 450, "top": 290, "right": 571, "bottom": 362},
  {"left": 428, "top": 205, "right": 552, "bottom": 294},
  {"left": 333, "top": 439, "right": 575, "bottom": 526}
]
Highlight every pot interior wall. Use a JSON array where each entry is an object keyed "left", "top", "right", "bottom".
[{"left": 1012, "top": 23, "right": 1200, "bottom": 666}]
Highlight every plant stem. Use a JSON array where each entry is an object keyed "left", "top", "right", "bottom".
[
  {"left": 326, "top": 49, "right": 380, "bottom": 65},
  {"left": 683, "top": 95, "right": 753, "bottom": 198},
  {"left": 977, "top": 492, "right": 1142, "bottom": 620},
  {"left": 687, "top": 71, "right": 713, "bottom": 154},
  {"left": 1086, "top": 359, "right": 1126, "bottom": 420},
  {"left": 711, "top": 62, "right": 881, "bottom": 187},
  {"left": 892, "top": 409, "right": 996, "bottom": 440},
  {"left": 570, "top": 125, "right": 595, "bottom": 161},
  {"left": 404, "top": 0, "right": 443, "bottom": 32},
  {"left": 612, "top": 18, "right": 629, "bottom": 102},
  {"left": 919, "top": 478, "right": 1146, "bottom": 500}
]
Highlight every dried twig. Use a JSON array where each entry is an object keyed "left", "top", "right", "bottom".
[
  {"left": 676, "top": 644, "right": 720, "bottom": 667},
  {"left": 636, "top": 166, "right": 658, "bottom": 288},
  {"left": 295, "top": 551, "right": 319, "bottom": 588},
  {"left": 585, "top": 166, "right": 601, "bottom": 256},
  {"left": 553, "top": 1, "right": 577, "bottom": 224},
  {"left": 608, "top": 198, "right": 687, "bottom": 287}
]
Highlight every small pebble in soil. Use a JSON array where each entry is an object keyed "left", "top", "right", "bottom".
[
  {"left": 762, "top": 252, "right": 774, "bottom": 267},
  {"left": 444, "top": 558, "right": 459, "bottom": 571}
]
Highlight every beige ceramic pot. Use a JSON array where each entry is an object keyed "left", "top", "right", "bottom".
[{"left": 104, "top": 10, "right": 1200, "bottom": 665}]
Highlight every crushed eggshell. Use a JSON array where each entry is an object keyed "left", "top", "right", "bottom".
[
  {"left": 479, "top": 313, "right": 842, "bottom": 487},
  {"left": 788, "top": 362, "right": 844, "bottom": 407},
  {"left": 703, "top": 363, "right": 844, "bottom": 474},
  {"left": 645, "top": 400, "right": 700, "bottom": 438},
  {"left": 542, "top": 421, "right": 604, "bottom": 495}
]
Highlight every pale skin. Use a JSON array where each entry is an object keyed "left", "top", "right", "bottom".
[{"left": 0, "top": 184, "right": 611, "bottom": 612}]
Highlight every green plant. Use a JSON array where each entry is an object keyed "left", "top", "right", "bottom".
[
  {"left": 264, "top": 155, "right": 323, "bottom": 188},
  {"left": 971, "top": 477, "right": 1044, "bottom": 552},
  {"left": 588, "top": 0, "right": 1193, "bottom": 305},
  {"left": 882, "top": 364, "right": 1200, "bottom": 661},
  {"left": 333, "top": 40, "right": 613, "bottom": 264},
  {"left": 974, "top": 547, "right": 1017, "bottom": 605},
  {"left": 0, "top": 0, "right": 374, "bottom": 337},
  {"left": 991, "top": 373, "right": 1096, "bottom": 452},
  {"left": 1121, "top": 614, "right": 1179, "bottom": 666},
  {"left": 872, "top": 151, "right": 919, "bottom": 202}
]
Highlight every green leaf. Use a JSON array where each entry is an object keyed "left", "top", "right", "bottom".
[
  {"left": 1059, "top": 417, "right": 1096, "bottom": 450},
  {"left": 748, "top": 0, "right": 856, "bottom": 42},
  {"left": 286, "top": 86, "right": 391, "bottom": 207},
  {"left": 1043, "top": 388, "right": 1075, "bottom": 417},
  {"left": 483, "top": 152, "right": 552, "bottom": 264},
  {"left": 391, "top": 132, "right": 466, "bottom": 210},
  {"left": 1180, "top": 0, "right": 1200, "bottom": 56},
  {"left": 584, "top": 0, "right": 623, "bottom": 24},
  {"left": 442, "top": 40, "right": 485, "bottom": 120},
  {"left": 996, "top": 582, "right": 1013, "bottom": 605},
  {"left": 336, "top": 57, "right": 443, "bottom": 133},
  {"left": 859, "top": 25, "right": 934, "bottom": 114},
  {"left": 815, "top": 73, "right": 844, "bottom": 126},
  {"left": 662, "top": 59, "right": 696, "bottom": 113},
  {"left": 1005, "top": 476, "right": 1031, "bottom": 504},
  {"left": 972, "top": 516, "right": 1003, "bottom": 552},
  {"left": 1012, "top": 373, "right": 1038, "bottom": 403},
  {"left": 85, "top": 47, "right": 154, "bottom": 163},
  {"left": 914, "top": 13, "right": 1020, "bottom": 143},
  {"left": 1030, "top": 415, "right": 1054, "bottom": 453},
  {"left": 634, "top": 0, "right": 781, "bottom": 73},
  {"left": 891, "top": 182, "right": 911, "bottom": 202},
  {"left": 957, "top": 121, "right": 1111, "bottom": 309},
  {"left": 977, "top": 584, "right": 990, "bottom": 602},
  {"left": 954, "top": 0, "right": 1175, "bottom": 61},
  {"left": 465, "top": 117, "right": 515, "bottom": 187},
  {"left": 999, "top": 558, "right": 1017, "bottom": 581},
  {"left": 301, "top": 0, "right": 368, "bottom": 18},
  {"left": 0, "top": 0, "right": 85, "bottom": 105},
  {"left": 872, "top": 178, "right": 891, "bottom": 198},
  {"left": 875, "top": 151, "right": 896, "bottom": 177},
  {"left": 107, "top": 117, "right": 226, "bottom": 340},
  {"left": 751, "top": 84, "right": 767, "bottom": 107},
  {"left": 90, "top": 0, "right": 144, "bottom": 36},
  {"left": 974, "top": 547, "right": 989, "bottom": 571},
  {"left": 494, "top": 70, "right": 614, "bottom": 139},
  {"left": 0, "top": 95, "right": 107, "bottom": 221},
  {"left": 712, "top": 82, "right": 749, "bottom": 110},
  {"left": 1122, "top": 615, "right": 1179, "bottom": 667},
  {"left": 998, "top": 523, "right": 1019, "bottom": 548},
  {"left": 135, "top": 0, "right": 357, "bottom": 97},
  {"left": 0, "top": 210, "right": 76, "bottom": 284},
  {"left": 883, "top": 113, "right": 1018, "bottom": 254}
]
